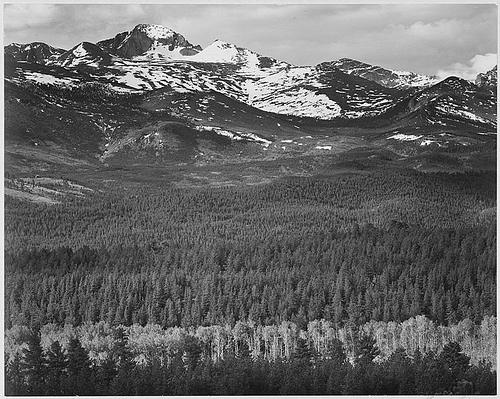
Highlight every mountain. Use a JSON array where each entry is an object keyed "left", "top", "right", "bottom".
[
  {"left": 52, "top": 42, "right": 113, "bottom": 68},
  {"left": 383, "top": 76, "right": 496, "bottom": 130},
  {"left": 189, "top": 39, "right": 290, "bottom": 76},
  {"left": 96, "top": 23, "right": 202, "bottom": 59},
  {"left": 4, "top": 42, "right": 65, "bottom": 64},
  {"left": 3, "top": 23, "right": 497, "bottom": 178},
  {"left": 475, "top": 65, "right": 497, "bottom": 88},
  {"left": 327, "top": 58, "right": 438, "bottom": 90},
  {"left": 245, "top": 64, "right": 403, "bottom": 119}
]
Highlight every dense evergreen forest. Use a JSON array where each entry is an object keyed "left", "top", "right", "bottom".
[{"left": 4, "top": 169, "right": 497, "bottom": 394}]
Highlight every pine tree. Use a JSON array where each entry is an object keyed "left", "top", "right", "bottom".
[
  {"left": 94, "top": 357, "right": 117, "bottom": 395},
  {"left": 437, "top": 341, "right": 472, "bottom": 393},
  {"left": 354, "top": 333, "right": 380, "bottom": 365},
  {"left": 110, "top": 326, "right": 135, "bottom": 395},
  {"left": 63, "top": 337, "right": 95, "bottom": 395},
  {"left": 45, "top": 341, "right": 67, "bottom": 395},
  {"left": 5, "top": 352, "right": 25, "bottom": 395},
  {"left": 181, "top": 335, "right": 203, "bottom": 371},
  {"left": 294, "top": 337, "right": 313, "bottom": 362},
  {"left": 21, "top": 329, "right": 47, "bottom": 395}
]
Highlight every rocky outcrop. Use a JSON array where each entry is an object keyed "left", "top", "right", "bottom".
[{"left": 475, "top": 66, "right": 497, "bottom": 88}]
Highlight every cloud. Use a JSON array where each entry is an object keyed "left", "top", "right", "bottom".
[
  {"left": 4, "top": 4, "right": 61, "bottom": 31},
  {"left": 437, "top": 53, "right": 498, "bottom": 80}
]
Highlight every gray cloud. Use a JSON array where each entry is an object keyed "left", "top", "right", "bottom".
[{"left": 3, "top": 3, "right": 497, "bottom": 78}]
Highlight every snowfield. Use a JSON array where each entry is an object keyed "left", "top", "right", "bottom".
[
  {"left": 21, "top": 71, "right": 80, "bottom": 85},
  {"left": 195, "top": 125, "right": 272, "bottom": 147},
  {"left": 388, "top": 134, "right": 423, "bottom": 141},
  {"left": 252, "top": 87, "right": 342, "bottom": 119}
]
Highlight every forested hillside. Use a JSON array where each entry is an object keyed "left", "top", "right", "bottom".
[
  {"left": 5, "top": 170, "right": 496, "bottom": 328},
  {"left": 4, "top": 168, "right": 496, "bottom": 395}
]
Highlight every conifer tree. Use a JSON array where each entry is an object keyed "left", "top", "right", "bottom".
[
  {"left": 64, "top": 337, "right": 95, "bottom": 395},
  {"left": 110, "top": 326, "right": 135, "bottom": 395},
  {"left": 21, "top": 329, "right": 46, "bottom": 395},
  {"left": 5, "top": 352, "right": 25, "bottom": 395},
  {"left": 45, "top": 341, "right": 67, "bottom": 395}
]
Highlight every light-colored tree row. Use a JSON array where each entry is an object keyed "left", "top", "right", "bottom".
[{"left": 5, "top": 315, "right": 496, "bottom": 369}]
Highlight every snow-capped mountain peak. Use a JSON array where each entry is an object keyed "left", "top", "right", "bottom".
[
  {"left": 97, "top": 23, "right": 202, "bottom": 59},
  {"left": 189, "top": 39, "right": 290, "bottom": 77},
  {"left": 134, "top": 23, "right": 176, "bottom": 40},
  {"left": 191, "top": 39, "right": 251, "bottom": 63}
]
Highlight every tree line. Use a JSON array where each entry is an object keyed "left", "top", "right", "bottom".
[
  {"left": 5, "top": 324, "right": 496, "bottom": 395},
  {"left": 5, "top": 316, "right": 497, "bottom": 370}
]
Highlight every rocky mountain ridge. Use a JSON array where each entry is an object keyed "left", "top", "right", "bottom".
[
  {"left": 475, "top": 65, "right": 497, "bottom": 88},
  {"left": 5, "top": 23, "right": 496, "bottom": 126},
  {"left": 326, "top": 58, "right": 438, "bottom": 90},
  {"left": 5, "top": 42, "right": 65, "bottom": 64},
  {"left": 4, "top": 23, "right": 497, "bottom": 178}
]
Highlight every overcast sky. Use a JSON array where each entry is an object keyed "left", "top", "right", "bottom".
[{"left": 3, "top": 3, "right": 498, "bottom": 80}]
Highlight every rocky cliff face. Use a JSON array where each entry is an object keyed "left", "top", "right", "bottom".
[{"left": 475, "top": 66, "right": 497, "bottom": 88}]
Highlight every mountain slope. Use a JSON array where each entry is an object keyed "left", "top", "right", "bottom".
[
  {"left": 189, "top": 39, "right": 290, "bottom": 77},
  {"left": 52, "top": 42, "right": 113, "bottom": 68},
  {"left": 387, "top": 76, "right": 497, "bottom": 129},
  {"left": 328, "top": 58, "right": 438, "bottom": 90},
  {"left": 245, "top": 64, "right": 405, "bottom": 119}
]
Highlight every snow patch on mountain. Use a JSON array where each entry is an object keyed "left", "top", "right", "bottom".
[
  {"left": 190, "top": 40, "right": 289, "bottom": 77},
  {"left": 435, "top": 104, "right": 494, "bottom": 125},
  {"left": 72, "top": 43, "right": 89, "bottom": 58},
  {"left": 388, "top": 134, "right": 423, "bottom": 141},
  {"left": 254, "top": 87, "right": 342, "bottom": 119},
  {"left": 245, "top": 65, "right": 397, "bottom": 119},
  {"left": 191, "top": 40, "right": 241, "bottom": 63},
  {"left": 194, "top": 125, "right": 272, "bottom": 146},
  {"left": 21, "top": 71, "right": 80, "bottom": 86},
  {"left": 137, "top": 24, "right": 176, "bottom": 41}
]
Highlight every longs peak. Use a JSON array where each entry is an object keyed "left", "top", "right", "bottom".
[{"left": 97, "top": 23, "right": 202, "bottom": 58}]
